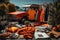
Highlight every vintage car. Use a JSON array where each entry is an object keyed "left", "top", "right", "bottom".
[
  {"left": 9, "top": 11, "right": 28, "bottom": 19},
  {"left": 8, "top": 11, "right": 28, "bottom": 24}
]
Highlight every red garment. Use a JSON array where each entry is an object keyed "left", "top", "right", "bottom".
[
  {"left": 27, "top": 9, "right": 36, "bottom": 20},
  {"left": 17, "top": 26, "right": 35, "bottom": 38},
  {"left": 38, "top": 7, "right": 45, "bottom": 22}
]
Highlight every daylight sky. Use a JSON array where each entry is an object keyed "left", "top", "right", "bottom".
[{"left": 10, "top": 0, "right": 56, "bottom": 7}]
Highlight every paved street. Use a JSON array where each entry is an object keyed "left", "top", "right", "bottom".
[{"left": 1, "top": 38, "right": 59, "bottom": 40}]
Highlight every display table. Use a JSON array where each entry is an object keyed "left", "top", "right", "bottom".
[{"left": 0, "top": 25, "right": 60, "bottom": 40}]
